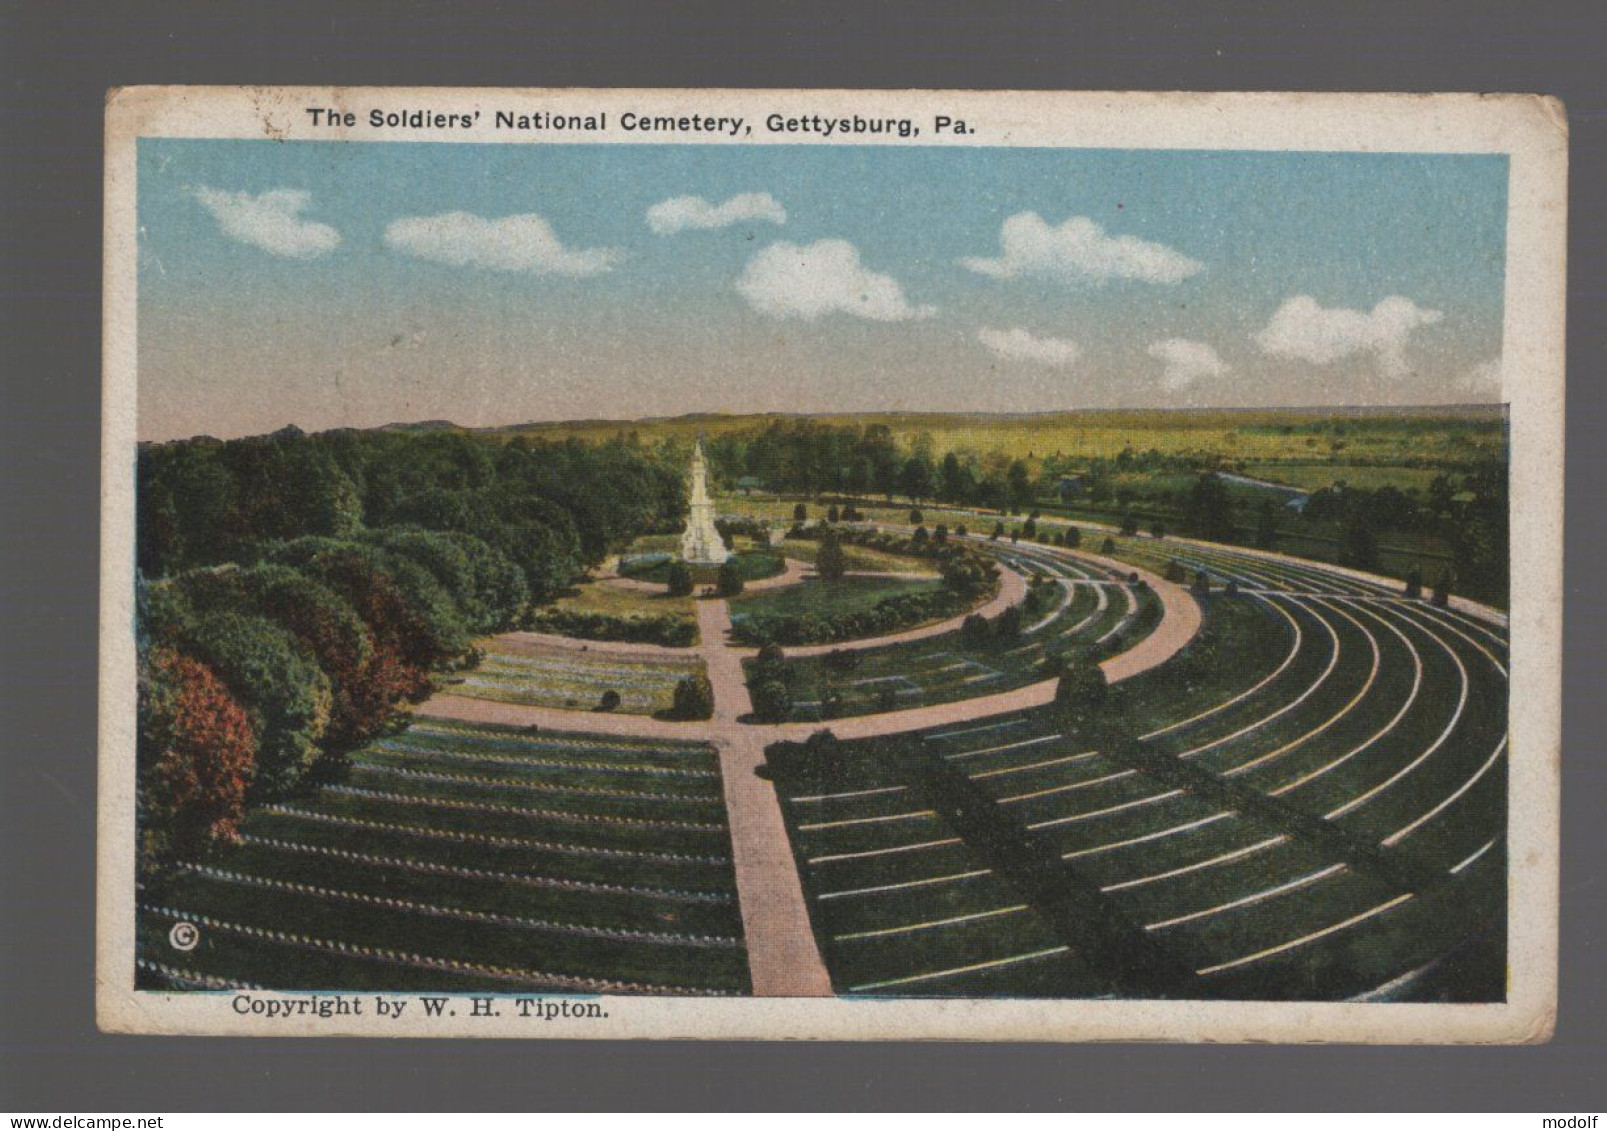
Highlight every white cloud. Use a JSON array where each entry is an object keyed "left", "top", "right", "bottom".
[
  {"left": 192, "top": 187, "right": 340, "bottom": 259},
  {"left": 1148, "top": 338, "right": 1229, "bottom": 390},
  {"left": 1254, "top": 295, "right": 1443, "bottom": 378},
  {"left": 978, "top": 326, "right": 1080, "bottom": 367},
  {"left": 736, "top": 239, "right": 934, "bottom": 321},
  {"left": 960, "top": 212, "right": 1203, "bottom": 285},
  {"left": 1459, "top": 356, "right": 1504, "bottom": 399},
  {"left": 383, "top": 212, "right": 620, "bottom": 275},
  {"left": 647, "top": 192, "right": 787, "bottom": 235}
]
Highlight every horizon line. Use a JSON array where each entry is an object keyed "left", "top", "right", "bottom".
[{"left": 139, "top": 402, "right": 1509, "bottom": 446}]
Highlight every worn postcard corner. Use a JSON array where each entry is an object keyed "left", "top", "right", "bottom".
[{"left": 98, "top": 87, "right": 1564, "bottom": 1043}]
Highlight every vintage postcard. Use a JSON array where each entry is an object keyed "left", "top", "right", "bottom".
[{"left": 98, "top": 87, "right": 1565, "bottom": 1042}]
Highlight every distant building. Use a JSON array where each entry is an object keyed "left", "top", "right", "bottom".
[{"left": 735, "top": 476, "right": 765, "bottom": 495}]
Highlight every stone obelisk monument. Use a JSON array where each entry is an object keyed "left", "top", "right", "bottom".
[{"left": 680, "top": 438, "right": 730, "bottom": 581}]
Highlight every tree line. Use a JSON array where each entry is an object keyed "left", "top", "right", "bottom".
[{"left": 135, "top": 426, "right": 686, "bottom": 869}]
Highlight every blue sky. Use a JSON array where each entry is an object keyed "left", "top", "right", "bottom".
[{"left": 137, "top": 138, "right": 1509, "bottom": 441}]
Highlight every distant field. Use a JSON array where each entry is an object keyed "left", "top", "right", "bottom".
[
  {"left": 482, "top": 407, "right": 1506, "bottom": 469},
  {"left": 1239, "top": 463, "right": 1451, "bottom": 494}
]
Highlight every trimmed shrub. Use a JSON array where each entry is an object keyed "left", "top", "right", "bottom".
[
  {"left": 1023, "top": 577, "right": 1059, "bottom": 621},
  {"left": 1053, "top": 661, "right": 1110, "bottom": 734},
  {"left": 716, "top": 560, "right": 745, "bottom": 597},
  {"left": 750, "top": 678, "right": 792, "bottom": 722},
  {"left": 823, "top": 648, "right": 861, "bottom": 673},
  {"left": 815, "top": 532, "right": 848, "bottom": 581},
  {"left": 666, "top": 560, "right": 694, "bottom": 597},
  {"left": 962, "top": 612, "right": 992, "bottom": 648},
  {"left": 597, "top": 689, "right": 622, "bottom": 712},
  {"left": 1405, "top": 567, "right": 1424, "bottom": 600},
  {"left": 670, "top": 673, "right": 714, "bottom": 720},
  {"left": 1433, "top": 570, "right": 1453, "bottom": 608},
  {"left": 993, "top": 604, "right": 1024, "bottom": 643}
]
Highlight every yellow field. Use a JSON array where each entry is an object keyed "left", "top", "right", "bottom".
[{"left": 482, "top": 407, "right": 1506, "bottom": 471}]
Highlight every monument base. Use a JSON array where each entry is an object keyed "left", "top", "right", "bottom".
[{"left": 686, "top": 561, "right": 725, "bottom": 585}]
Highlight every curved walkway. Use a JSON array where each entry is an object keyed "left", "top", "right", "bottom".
[
  {"left": 417, "top": 540, "right": 1201, "bottom": 998},
  {"left": 428, "top": 555, "right": 1197, "bottom": 740}
]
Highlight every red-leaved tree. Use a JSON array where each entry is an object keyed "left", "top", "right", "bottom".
[{"left": 139, "top": 649, "right": 258, "bottom": 866}]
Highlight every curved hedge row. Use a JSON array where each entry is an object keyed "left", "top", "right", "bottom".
[{"left": 140, "top": 529, "right": 530, "bottom": 872}]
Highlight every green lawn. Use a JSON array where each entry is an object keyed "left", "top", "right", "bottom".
[
  {"left": 1240, "top": 462, "right": 1450, "bottom": 494},
  {"left": 547, "top": 578, "right": 697, "bottom": 625},
  {"left": 729, "top": 575, "right": 944, "bottom": 624},
  {"left": 778, "top": 538, "right": 939, "bottom": 576},
  {"left": 443, "top": 638, "right": 704, "bottom": 715}
]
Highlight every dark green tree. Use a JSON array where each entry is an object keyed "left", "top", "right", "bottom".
[
  {"left": 1432, "top": 569, "right": 1454, "bottom": 607},
  {"left": 670, "top": 673, "right": 715, "bottom": 720},
  {"left": 1341, "top": 510, "right": 1381, "bottom": 571},
  {"left": 716, "top": 560, "right": 745, "bottom": 597},
  {"left": 666, "top": 560, "right": 694, "bottom": 597},
  {"left": 900, "top": 455, "right": 935, "bottom": 502},
  {"left": 1052, "top": 661, "right": 1111, "bottom": 735},
  {"left": 1255, "top": 499, "right": 1280, "bottom": 550},
  {"left": 1182, "top": 473, "right": 1236, "bottom": 543},
  {"left": 1405, "top": 566, "right": 1424, "bottom": 600},
  {"left": 1007, "top": 460, "right": 1034, "bottom": 510},
  {"left": 816, "top": 531, "right": 848, "bottom": 581},
  {"left": 749, "top": 679, "right": 792, "bottom": 722}
]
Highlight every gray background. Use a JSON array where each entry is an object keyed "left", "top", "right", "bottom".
[{"left": 1, "top": 0, "right": 1601, "bottom": 1112}]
